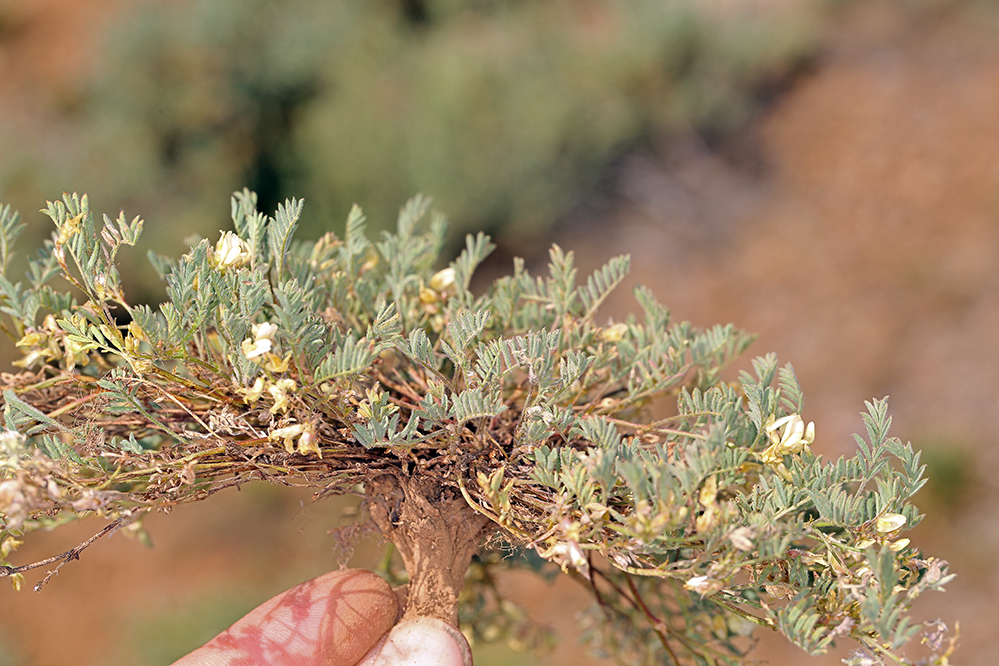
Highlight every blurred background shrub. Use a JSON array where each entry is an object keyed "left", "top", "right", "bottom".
[{"left": 0, "top": 0, "right": 814, "bottom": 301}]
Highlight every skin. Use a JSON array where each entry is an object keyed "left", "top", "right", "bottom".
[{"left": 173, "top": 569, "right": 471, "bottom": 666}]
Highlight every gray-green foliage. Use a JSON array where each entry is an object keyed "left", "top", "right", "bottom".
[{"left": 0, "top": 192, "right": 954, "bottom": 665}]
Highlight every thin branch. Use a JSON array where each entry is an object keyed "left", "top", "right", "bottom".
[
  {"left": 1, "top": 518, "right": 125, "bottom": 590},
  {"left": 625, "top": 572, "right": 682, "bottom": 666}
]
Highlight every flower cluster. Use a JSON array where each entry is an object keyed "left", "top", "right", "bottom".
[
  {"left": 759, "top": 413, "right": 815, "bottom": 467},
  {"left": 14, "top": 314, "right": 91, "bottom": 370},
  {"left": 268, "top": 421, "right": 319, "bottom": 457},
  {"left": 240, "top": 322, "right": 290, "bottom": 373},
  {"left": 239, "top": 376, "right": 297, "bottom": 415},
  {"left": 208, "top": 230, "right": 252, "bottom": 270}
]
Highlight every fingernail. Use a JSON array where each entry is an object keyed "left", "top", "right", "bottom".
[{"left": 367, "top": 617, "right": 472, "bottom": 666}]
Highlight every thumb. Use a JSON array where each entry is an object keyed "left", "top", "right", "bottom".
[{"left": 356, "top": 617, "right": 472, "bottom": 666}]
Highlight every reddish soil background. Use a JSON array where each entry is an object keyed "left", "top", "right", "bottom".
[
  {"left": 564, "top": 3, "right": 999, "bottom": 663},
  {"left": 1, "top": 1, "right": 998, "bottom": 664}
]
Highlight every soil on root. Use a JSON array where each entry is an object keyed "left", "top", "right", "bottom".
[{"left": 366, "top": 474, "right": 494, "bottom": 625}]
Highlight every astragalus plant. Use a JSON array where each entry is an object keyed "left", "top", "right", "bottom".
[{"left": 0, "top": 192, "right": 954, "bottom": 665}]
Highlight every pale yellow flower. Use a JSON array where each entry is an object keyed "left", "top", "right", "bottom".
[
  {"left": 428, "top": 267, "right": 455, "bottom": 293},
  {"left": 62, "top": 335, "right": 92, "bottom": 370},
  {"left": 241, "top": 337, "right": 272, "bottom": 360},
  {"left": 210, "top": 231, "right": 251, "bottom": 270},
  {"left": 13, "top": 326, "right": 61, "bottom": 368},
  {"left": 0, "top": 480, "right": 27, "bottom": 529},
  {"left": 242, "top": 321, "right": 279, "bottom": 362},
  {"left": 268, "top": 378, "right": 297, "bottom": 414},
  {"left": 1, "top": 537, "right": 22, "bottom": 559},
  {"left": 876, "top": 513, "right": 907, "bottom": 534},
  {"left": 12, "top": 348, "right": 51, "bottom": 369},
  {"left": 760, "top": 414, "right": 815, "bottom": 466},
  {"left": 598, "top": 322, "right": 629, "bottom": 343},
  {"left": 536, "top": 539, "right": 588, "bottom": 576},
  {"left": 251, "top": 321, "right": 278, "bottom": 341},
  {"left": 239, "top": 376, "right": 266, "bottom": 403},
  {"left": 263, "top": 353, "right": 292, "bottom": 373},
  {"left": 269, "top": 423, "right": 305, "bottom": 454},
  {"left": 296, "top": 423, "right": 320, "bottom": 458},
  {"left": 15, "top": 332, "right": 46, "bottom": 349},
  {"left": 127, "top": 320, "right": 149, "bottom": 343}
]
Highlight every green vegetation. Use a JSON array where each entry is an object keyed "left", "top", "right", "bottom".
[
  {"left": 0, "top": 0, "right": 814, "bottom": 275},
  {"left": 0, "top": 192, "right": 955, "bottom": 664}
]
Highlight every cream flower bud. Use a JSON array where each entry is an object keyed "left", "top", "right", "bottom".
[
  {"left": 876, "top": 513, "right": 907, "bottom": 533},
  {"left": 428, "top": 267, "right": 455, "bottom": 293},
  {"left": 598, "top": 322, "right": 629, "bottom": 343}
]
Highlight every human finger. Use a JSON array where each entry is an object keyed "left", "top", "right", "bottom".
[{"left": 173, "top": 569, "right": 400, "bottom": 666}]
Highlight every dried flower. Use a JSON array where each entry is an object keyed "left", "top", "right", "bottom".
[
  {"left": 685, "top": 575, "right": 724, "bottom": 596},
  {"left": 728, "top": 527, "right": 755, "bottom": 552},
  {"left": 130, "top": 358, "right": 155, "bottom": 376},
  {"left": 269, "top": 423, "right": 305, "bottom": 454},
  {"left": 268, "top": 378, "right": 297, "bottom": 414},
  {"left": 55, "top": 212, "right": 84, "bottom": 245}
]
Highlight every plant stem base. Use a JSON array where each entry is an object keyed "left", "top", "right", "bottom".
[{"left": 366, "top": 474, "right": 492, "bottom": 625}]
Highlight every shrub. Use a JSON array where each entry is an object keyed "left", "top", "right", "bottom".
[
  {"left": 0, "top": 192, "right": 955, "bottom": 665},
  {"left": 0, "top": 0, "right": 815, "bottom": 272}
]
